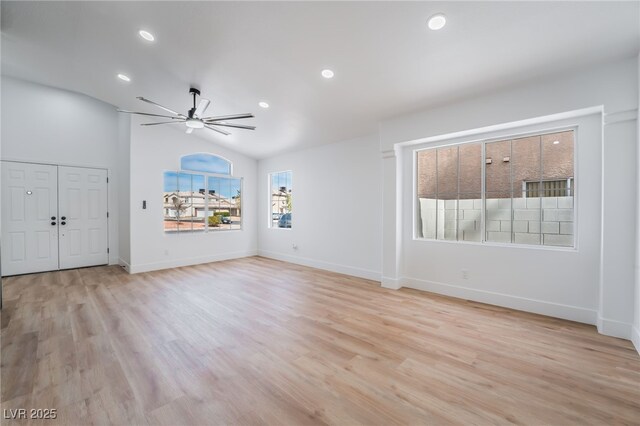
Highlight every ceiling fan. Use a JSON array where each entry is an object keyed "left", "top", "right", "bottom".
[{"left": 117, "top": 87, "right": 255, "bottom": 135}]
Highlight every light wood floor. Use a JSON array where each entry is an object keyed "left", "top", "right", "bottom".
[{"left": 2, "top": 257, "right": 639, "bottom": 425}]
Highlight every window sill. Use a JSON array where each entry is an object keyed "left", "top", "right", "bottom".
[
  {"left": 164, "top": 228, "right": 243, "bottom": 235},
  {"left": 412, "top": 237, "right": 577, "bottom": 252}
]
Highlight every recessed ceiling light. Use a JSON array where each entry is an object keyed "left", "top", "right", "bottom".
[
  {"left": 259, "top": 101, "right": 269, "bottom": 108},
  {"left": 428, "top": 13, "right": 447, "bottom": 30},
  {"left": 321, "top": 69, "right": 334, "bottom": 79},
  {"left": 117, "top": 73, "right": 131, "bottom": 82},
  {"left": 139, "top": 30, "right": 155, "bottom": 42},
  {"left": 553, "top": 140, "right": 560, "bottom": 145}
]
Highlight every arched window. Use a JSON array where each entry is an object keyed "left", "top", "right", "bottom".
[
  {"left": 180, "top": 153, "right": 232, "bottom": 175},
  {"left": 163, "top": 154, "right": 241, "bottom": 233}
]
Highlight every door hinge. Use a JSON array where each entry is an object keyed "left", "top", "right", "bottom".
[
  {"left": 106, "top": 177, "right": 109, "bottom": 183},
  {"left": 106, "top": 211, "right": 109, "bottom": 218},
  {"left": 107, "top": 248, "right": 110, "bottom": 254}
]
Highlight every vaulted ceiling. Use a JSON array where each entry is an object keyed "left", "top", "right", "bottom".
[{"left": 2, "top": 1, "right": 639, "bottom": 158}]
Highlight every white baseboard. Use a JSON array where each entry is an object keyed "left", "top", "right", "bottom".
[
  {"left": 129, "top": 250, "right": 258, "bottom": 274},
  {"left": 381, "top": 277, "right": 402, "bottom": 290},
  {"left": 257, "top": 249, "right": 381, "bottom": 282},
  {"left": 632, "top": 326, "right": 640, "bottom": 355},
  {"left": 402, "top": 276, "right": 598, "bottom": 325},
  {"left": 118, "top": 258, "right": 131, "bottom": 273},
  {"left": 596, "top": 316, "right": 633, "bottom": 340}
]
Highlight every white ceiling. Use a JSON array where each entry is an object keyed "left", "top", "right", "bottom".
[{"left": 2, "top": 1, "right": 639, "bottom": 159}]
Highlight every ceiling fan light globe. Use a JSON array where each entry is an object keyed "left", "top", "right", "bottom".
[{"left": 185, "top": 119, "right": 204, "bottom": 129}]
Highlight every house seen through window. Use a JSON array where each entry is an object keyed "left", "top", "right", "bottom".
[
  {"left": 269, "top": 170, "right": 292, "bottom": 228},
  {"left": 163, "top": 153, "right": 242, "bottom": 233}
]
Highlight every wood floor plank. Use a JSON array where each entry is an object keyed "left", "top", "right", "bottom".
[
  {"left": 2, "top": 331, "right": 39, "bottom": 401},
  {"left": 1, "top": 256, "right": 639, "bottom": 425}
]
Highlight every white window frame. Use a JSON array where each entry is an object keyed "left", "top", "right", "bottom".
[
  {"left": 412, "top": 125, "right": 578, "bottom": 250},
  {"left": 163, "top": 169, "right": 243, "bottom": 234},
  {"left": 268, "top": 170, "right": 293, "bottom": 230}
]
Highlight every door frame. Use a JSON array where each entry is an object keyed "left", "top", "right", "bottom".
[{"left": 0, "top": 158, "right": 111, "bottom": 273}]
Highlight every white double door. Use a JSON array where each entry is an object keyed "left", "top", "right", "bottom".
[{"left": 1, "top": 161, "right": 108, "bottom": 276}]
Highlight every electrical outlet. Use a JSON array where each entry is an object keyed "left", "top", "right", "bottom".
[{"left": 462, "top": 269, "right": 469, "bottom": 280}]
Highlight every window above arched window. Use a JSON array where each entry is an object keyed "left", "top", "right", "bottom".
[{"left": 180, "top": 153, "right": 232, "bottom": 175}]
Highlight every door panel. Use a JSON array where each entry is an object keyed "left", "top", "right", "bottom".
[
  {"left": 35, "top": 188, "right": 51, "bottom": 220},
  {"left": 10, "top": 187, "right": 25, "bottom": 220},
  {"left": 58, "top": 166, "right": 108, "bottom": 269},
  {"left": 88, "top": 189, "right": 100, "bottom": 218},
  {"left": 9, "top": 233, "right": 26, "bottom": 261},
  {"left": 1, "top": 161, "right": 59, "bottom": 276},
  {"left": 35, "top": 231, "right": 51, "bottom": 258}
]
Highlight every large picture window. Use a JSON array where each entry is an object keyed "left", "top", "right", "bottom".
[
  {"left": 416, "top": 130, "right": 575, "bottom": 247},
  {"left": 164, "top": 154, "right": 242, "bottom": 233},
  {"left": 269, "top": 170, "right": 292, "bottom": 228}
]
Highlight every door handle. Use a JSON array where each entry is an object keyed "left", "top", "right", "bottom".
[
  {"left": 61, "top": 216, "right": 66, "bottom": 220},
  {"left": 51, "top": 221, "right": 56, "bottom": 226},
  {"left": 51, "top": 216, "right": 56, "bottom": 220},
  {"left": 61, "top": 221, "right": 66, "bottom": 225}
]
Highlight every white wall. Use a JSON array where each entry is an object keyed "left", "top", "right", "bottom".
[
  {"left": 257, "top": 134, "right": 382, "bottom": 280},
  {"left": 379, "top": 57, "right": 639, "bottom": 339},
  {"left": 118, "top": 114, "right": 131, "bottom": 267},
  {"left": 379, "top": 58, "right": 637, "bottom": 152},
  {"left": 128, "top": 115, "right": 257, "bottom": 273},
  {"left": 1, "top": 76, "right": 122, "bottom": 265},
  {"left": 634, "top": 52, "right": 640, "bottom": 353},
  {"left": 601, "top": 112, "right": 637, "bottom": 337}
]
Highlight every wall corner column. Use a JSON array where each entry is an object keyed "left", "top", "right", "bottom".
[
  {"left": 381, "top": 147, "right": 403, "bottom": 290},
  {"left": 599, "top": 108, "right": 638, "bottom": 339}
]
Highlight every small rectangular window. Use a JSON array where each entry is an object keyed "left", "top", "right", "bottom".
[
  {"left": 416, "top": 129, "right": 575, "bottom": 248},
  {"left": 207, "top": 176, "right": 242, "bottom": 231},
  {"left": 209, "top": 176, "right": 226, "bottom": 230},
  {"left": 269, "top": 170, "right": 292, "bottom": 229},
  {"left": 417, "top": 143, "right": 483, "bottom": 242},
  {"left": 163, "top": 172, "right": 198, "bottom": 233},
  {"left": 229, "top": 178, "right": 242, "bottom": 230}
]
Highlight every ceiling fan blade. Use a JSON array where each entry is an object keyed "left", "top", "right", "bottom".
[
  {"left": 186, "top": 127, "right": 194, "bottom": 134},
  {"left": 136, "top": 97, "right": 186, "bottom": 117},
  {"left": 202, "top": 113, "right": 254, "bottom": 122},
  {"left": 117, "top": 110, "right": 181, "bottom": 119},
  {"left": 204, "top": 125, "right": 231, "bottom": 136},
  {"left": 207, "top": 122, "right": 256, "bottom": 131},
  {"left": 194, "top": 98, "right": 211, "bottom": 118},
  {"left": 140, "top": 120, "right": 186, "bottom": 126}
]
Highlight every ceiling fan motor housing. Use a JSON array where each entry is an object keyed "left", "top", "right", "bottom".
[{"left": 188, "top": 87, "right": 201, "bottom": 118}]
